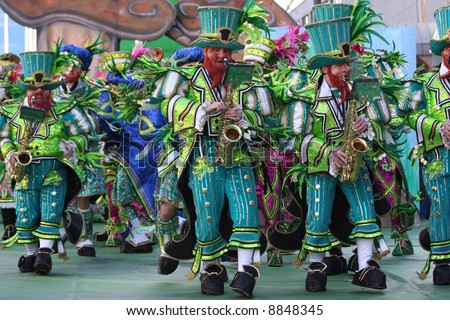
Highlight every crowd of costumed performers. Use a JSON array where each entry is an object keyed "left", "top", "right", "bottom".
[{"left": 2, "top": 0, "right": 450, "bottom": 298}]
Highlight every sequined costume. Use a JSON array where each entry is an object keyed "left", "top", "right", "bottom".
[
  {"left": 155, "top": 64, "right": 272, "bottom": 269},
  {"left": 398, "top": 67, "right": 450, "bottom": 279}
]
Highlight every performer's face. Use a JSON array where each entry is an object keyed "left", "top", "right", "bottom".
[
  {"left": 323, "top": 63, "right": 351, "bottom": 88},
  {"left": 63, "top": 65, "right": 83, "bottom": 84},
  {"left": 204, "top": 47, "right": 232, "bottom": 67},
  {"left": 26, "top": 88, "right": 53, "bottom": 111},
  {"left": 442, "top": 46, "right": 450, "bottom": 69},
  {"left": 203, "top": 47, "right": 232, "bottom": 89},
  {"left": 329, "top": 63, "right": 351, "bottom": 82}
]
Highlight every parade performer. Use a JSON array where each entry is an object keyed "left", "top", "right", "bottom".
[
  {"left": 155, "top": 2, "right": 272, "bottom": 297},
  {"left": 243, "top": 24, "right": 310, "bottom": 267},
  {"left": 142, "top": 47, "right": 203, "bottom": 275},
  {"left": 96, "top": 47, "right": 164, "bottom": 253},
  {"left": 0, "top": 50, "right": 92, "bottom": 275},
  {"left": 0, "top": 53, "right": 20, "bottom": 241},
  {"left": 292, "top": 2, "right": 392, "bottom": 291},
  {"left": 56, "top": 36, "right": 108, "bottom": 257},
  {"left": 398, "top": 5, "right": 450, "bottom": 284}
]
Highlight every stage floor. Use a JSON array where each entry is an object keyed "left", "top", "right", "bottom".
[{"left": 0, "top": 219, "right": 448, "bottom": 300}]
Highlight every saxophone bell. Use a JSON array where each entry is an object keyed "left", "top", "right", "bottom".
[
  {"left": 17, "top": 150, "right": 32, "bottom": 166},
  {"left": 223, "top": 124, "right": 242, "bottom": 142},
  {"left": 351, "top": 137, "right": 368, "bottom": 153}
]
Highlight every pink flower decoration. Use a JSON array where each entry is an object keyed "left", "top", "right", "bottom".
[{"left": 351, "top": 43, "right": 365, "bottom": 55}]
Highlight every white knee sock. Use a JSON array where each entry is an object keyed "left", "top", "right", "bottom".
[
  {"left": 39, "top": 239, "right": 55, "bottom": 250},
  {"left": 356, "top": 238, "right": 374, "bottom": 270},
  {"left": 25, "top": 243, "right": 39, "bottom": 256},
  {"left": 309, "top": 252, "right": 325, "bottom": 263},
  {"left": 237, "top": 248, "right": 254, "bottom": 272}
]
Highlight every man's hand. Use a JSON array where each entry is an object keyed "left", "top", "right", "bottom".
[
  {"left": 6, "top": 152, "right": 18, "bottom": 174},
  {"left": 353, "top": 115, "right": 368, "bottom": 134},
  {"left": 442, "top": 121, "right": 450, "bottom": 140},
  {"left": 331, "top": 149, "right": 349, "bottom": 169},
  {"left": 60, "top": 139, "right": 75, "bottom": 159},
  {"left": 205, "top": 101, "right": 225, "bottom": 114},
  {"left": 225, "top": 104, "right": 242, "bottom": 121}
]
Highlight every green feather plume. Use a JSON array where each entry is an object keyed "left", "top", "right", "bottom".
[
  {"left": 351, "top": 0, "right": 388, "bottom": 46},
  {"left": 238, "top": 0, "right": 271, "bottom": 44},
  {"left": 52, "top": 38, "right": 81, "bottom": 76},
  {"left": 85, "top": 33, "right": 109, "bottom": 56}
]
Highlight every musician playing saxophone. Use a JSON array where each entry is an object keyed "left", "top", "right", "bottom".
[
  {"left": 294, "top": 52, "right": 392, "bottom": 292},
  {"left": 152, "top": 5, "right": 274, "bottom": 297},
  {"left": 0, "top": 51, "right": 94, "bottom": 276}
]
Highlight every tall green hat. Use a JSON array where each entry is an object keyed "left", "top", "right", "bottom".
[
  {"left": 191, "top": 6, "right": 245, "bottom": 50},
  {"left": 17, "top": 51, "right": 62, "bottom": 90},
  {"left": 243, "top": 36, "right": 276, "bottom": 66},
  {"left": 305, "top": 4, "right": 354, "bottom": 70},
  {"left": 430, "top": 6, "right": 450, "bottom": 55}
]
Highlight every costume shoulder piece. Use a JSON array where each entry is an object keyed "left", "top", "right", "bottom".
[
  {"left": 52, "top": 100, "right": 75, "bottom": 115},
  {"left": 176, "top": 64, "right": 201, "bottom": 80},
  {"left": 411, "top": 71, "right": 436, "bottom": 86},
  {"left": 0, "top": 99, "right": 19, "bottom": 117}
]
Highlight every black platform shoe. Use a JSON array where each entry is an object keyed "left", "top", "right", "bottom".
[
  {"left": 352, "top": 260, "right": 387, "bottom": 289},
  {"left": 322, "top": 255, "right": 348, "bottom": 275},
  {"left": 305, "top": 262, "right": 327, "bottom": 292},
  {"left": 94, "top": 232, "right": 108, "bottom": 242},
  {"left": 120, "top": 240, "right": 153, "bottom": 253},
  {"left": 229, "top": 265, "right": 260, "bottom": 298},
  {"left": 34, "top": 248, "right": 53, "bottom": 275},
  {"left": 77, "top": 246, "right": 96, "bottom": 257},
  {"left": 158, "top": 254, "right": 179, "bottom": 275},
  {"left": 347, "top": 253, "right": 359, "bottom": 273},
  {"left": 200, "top": 264, "right": 227, "bottom": 295},
  {"left": 2, "top": 224, "right": 17, "bottom": 241},
  {"left": 433, "top": 260, "right": 450, "bottom": 285},
  {"left": 18, "top": 255, "right": 36, "bottom": 273}
]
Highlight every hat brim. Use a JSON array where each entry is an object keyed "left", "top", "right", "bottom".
[
  {"left": 430, "top": 39, "right": 450, "bottom": 56},
  {"left": 191, "top": 38, "right": 244, "bottom": 51},
  {"left": 307, "top": 53, "right": 354, "bottom": 70},
  {"left": 17, "top": 78, "right": 62, "bottom": 91}
]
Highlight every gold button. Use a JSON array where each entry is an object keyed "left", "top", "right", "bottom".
[
  {"left": 364, "top": 174, "right": 369, "bottom": 179},
  {"left": 371, "top": 199, "right": 374, "bottom": 204},
  {"left": 314, "top": 212, "right": 319, "bottom": 217},
  {"left": 315, "top": 184, "right": 320, "bottom": 190},
  {"left": 21, "top": 218, "right": 27, "bottom": 224},
  {"left": 246, "top": 188, "right": 252, "bottom": 193},
  {"left": 435, "top": 211, "right": 440, "bottom": 217},
  {"left": 205, "top": 202, "right": 210, "bottom": 208},
  {"left": 249, "top": 200, "right": 255, "bottom": 206},
  {"left": 207, "top": 216, "right": 213, "bottom": 222},
  {"left": 432, "top": 186, "right": 437, "bottom": 191},
  {"left": 19, "top": 197, "right": 24, "bottom": 202},
  {"left": 314, "top": 198, "right": 320, "bottom": 203},
  {"left": 433, "top": 198, "right": 439, "bottom": 203},
  {"left": 177, "top": 120, "right": 184, "bottom": 126},
  {"left": 244, "top": 175, "right": 250, "bottom": 180},
  {"left": 51, "top": 213, "right": 57, "bottom": 218},
  {"left": 19, "top": 208, "right": 25, "bottom": 213},
  {"left": 51, "top": 191, "right": 57, "bottom": 196},
  {"left": 52, "top": 202, "right": 57, "bottom": 207},
  {"left": 367, "top": 187, "right": 371, "bottom": 192},
  {"left": 202, "top": 188, "right": 208, "bottom": 194}
]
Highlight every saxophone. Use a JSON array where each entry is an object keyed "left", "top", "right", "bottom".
[
  {"left": 11, "top": 120, "right": 33, "bottom": 183},
  {"left": 215, "top": 60, "right": 242, "bottom": 166},
  {"left": 338, "top": 97, "right": 369, "bottom": 184}
]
